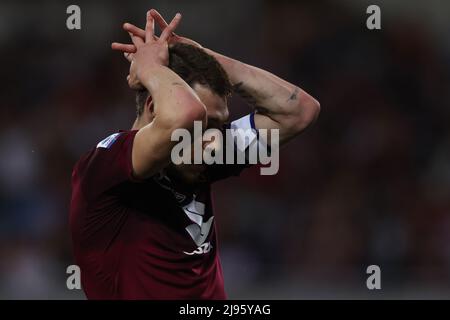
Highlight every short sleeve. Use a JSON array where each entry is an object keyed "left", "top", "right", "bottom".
[
  {"left": 74, "top": 130, "right": 138, "bottom": 200},
  {"left": 206, "top": 113, "right": 262, "bottom": 183}
]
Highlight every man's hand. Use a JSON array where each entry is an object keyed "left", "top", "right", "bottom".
[
  {"left": 112, "top": 9, "right": 202, "bottom": 67},
  {"left": 115, "top": 11, "right": 182, "bottom": 89},
  {"left": 150, "top": 9, "right": 203, "bottom": 48}
]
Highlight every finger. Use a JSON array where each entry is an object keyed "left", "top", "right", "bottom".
[
  {"left": 129, "top": 31, "right": 144, "bottom": 47},
  {"left": 150, "top": 9, "right": 169, "bottom": 30},
  {"left": 127, "top": 74, "right": 136, "bottom": 88},
  {"left": 159, "top": 13, "right": 181, "bottom": 42},
  {"left": 123, "top": 23, "right": 146, "bottom": 39},
  {"left": 123, "top": 23, "right": 160, "bottom": 42},
  {"left": 111, "top": 42, "right": 136, "bottom": 53},
  {"left": 128, "top": 78, "right": 144, "bottom": 90},
  {"left": 124, "top": 52, "right": 133, "bottom": 62},
  {"left": 145, "top": 11, "right": 155, "bottom": 42}
]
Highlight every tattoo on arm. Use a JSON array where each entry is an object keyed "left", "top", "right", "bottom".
[
  {"left": 233, "top": 81, "right": 260, "bottom": 107},
  {"left": 287, "top": 87, "right": 300, "bottom": 102},
  {"left": 234, "top": 81, "right": 299, "bottom": 107}
]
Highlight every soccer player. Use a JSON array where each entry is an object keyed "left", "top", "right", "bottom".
[{"left": 69, "top": 9, "right": 320, "bottom": 299}]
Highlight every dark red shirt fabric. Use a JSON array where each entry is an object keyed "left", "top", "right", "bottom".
[{"left": 69, "top": 114, "right": 257, "bottom": 299}]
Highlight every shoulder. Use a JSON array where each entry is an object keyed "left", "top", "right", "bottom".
[
  {"left": 74, "top": 130, "right": 135, "bottom": 169},
  {"left": 96, "top": 132, "right": 123, "bottom": 149},
  {"left": 71, "top": 130, "right": 139, "bottom": 194},
  {"left": 95, "top": 130, "right": 138, "bottom": 151}
]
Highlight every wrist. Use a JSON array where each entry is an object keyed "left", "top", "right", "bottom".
[{"left": 138, "top": 64, "right": 168, "bottom": 92}]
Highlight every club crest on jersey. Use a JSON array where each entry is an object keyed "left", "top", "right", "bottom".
[
  {"left": 183, "top": 242, "right": 213, "bottom": 255},
  {"left": 97, "top": 133, "right": 121, "bottom": 149},
  {"left": 154, "top": 174, "right": 214, "bottom": 255}
]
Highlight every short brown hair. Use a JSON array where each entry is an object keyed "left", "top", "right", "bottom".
[{"left": 136, "top": 43, "right": 232, "bottom": 117}]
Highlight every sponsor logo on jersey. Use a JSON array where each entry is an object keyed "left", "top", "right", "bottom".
[
  {"left": 183, "top": 242, "right": 213, "bottom": 255},
  {"left": 97, "top": 133, "right": 121, "bottom": 149},
  {"left": 182, "top": 196, "right": 214, "bottom": 255}
]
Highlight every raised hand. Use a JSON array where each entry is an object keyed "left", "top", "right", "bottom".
[
  {"left": 149, "top": 9, "right": 202, "bottom": 48},
  {"left": 115, "top": 10, "right": 182, "bottom": 89},
  {"left": 112, "top": 9, "right": 201, "bottom": 66}
]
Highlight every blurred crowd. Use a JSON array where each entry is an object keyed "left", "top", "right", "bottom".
[{"left": 0, "top": 0, "right": 449, "bottom": 298}]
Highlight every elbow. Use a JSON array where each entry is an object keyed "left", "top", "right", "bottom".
[
  {"left": 288, "top": 95, "right": 320, "bottom": 133},
  {"left": 173, "top": 100, "right": 207, "bottom": 130},
  {"left": 304, "top": 96, "right": 321, "bottom": 126},
  {"left": 156, "top": 87, "right": 207, "bottom": 131}
]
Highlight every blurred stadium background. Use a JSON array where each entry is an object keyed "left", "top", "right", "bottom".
[{"left": 1, "top": 0, "right": 450, "bottom": 299}]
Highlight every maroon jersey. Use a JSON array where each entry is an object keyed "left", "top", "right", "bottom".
[{"left": 69, "top": 114, "right": 258, "bottom": 300}]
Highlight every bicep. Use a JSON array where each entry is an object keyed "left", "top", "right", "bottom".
[
  {"left": 254, "top": 112, "right": 294, "bottom": 147},
  {"left": 253, "top": 88, "right": 320, "bottom": 147}
]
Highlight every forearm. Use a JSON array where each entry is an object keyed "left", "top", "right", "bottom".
[
  {"left": 141, "top": 64, "right": 206, "bottom": 128},
  {"left": 204, "top": 49, "right": 292, "bottom": 111},
  {"left": 203, "top": 48, "right": 319, "bottom": 129},
  {"left": 131, "top": 65, "right": 206, "bottom": 179}
]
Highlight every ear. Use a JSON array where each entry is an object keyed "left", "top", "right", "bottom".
[{"left": 145, "top": 95, "right": 155, "bottom": 118}]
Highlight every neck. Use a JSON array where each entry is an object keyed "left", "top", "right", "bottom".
[{"left": 131, "top": 116, "right": 147, "bottom": 131}]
